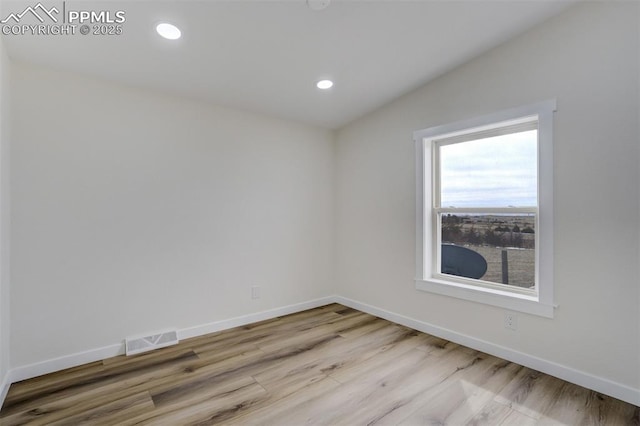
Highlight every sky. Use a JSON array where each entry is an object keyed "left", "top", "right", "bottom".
[{"left": 439, "top": 130, "right": 537, "bottom": 208}]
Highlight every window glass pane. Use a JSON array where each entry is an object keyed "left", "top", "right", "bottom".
[
  {"left": 440, "top": 213, "right": 535, "bottom": 289},
  {"left": 439, "top": 130, "right": 537, "bottom": 208}
]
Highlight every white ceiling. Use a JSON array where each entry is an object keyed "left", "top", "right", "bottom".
[{"left": 2, "top": 0, "right": 577, "bottom": 129}]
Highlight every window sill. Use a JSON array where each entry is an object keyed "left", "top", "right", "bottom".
[{"left": 415, "top": 278, "right": 555, "bottom": 318}]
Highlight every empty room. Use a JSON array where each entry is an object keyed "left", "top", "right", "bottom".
[{"left": 0, "top": 0, "right": 638, "bottom": 424}]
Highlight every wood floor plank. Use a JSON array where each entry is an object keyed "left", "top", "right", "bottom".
[
  {"left": 185, "top": 306, "right": 340, "bottom": 354},
  {"left": 1, "top": 391, "right": 155, "bottom": 426},
  {"left": 414, "top": 334, "right": 465, "bottom": 357},
  {"left": 255, "top": 322, "right": 420, "bottom": 384},
  {"left": 493, "top": 366, "right": 565, "bottom": 420},
  {"left": 258, "top": 347, "right": 438, "bottom": 425},
  {"left": 0, "top": 352, "right": 206, "bottom": 424},
  {"left": 142, "top": 330, "right": 344, "bottom": 411},
  {"left": 102, "top": 346, "right": 197, "bottom": 369},
  {"left": 218, "top": 321, "right": 427, "bottom": 422},
  {"left": 138, "top": 349, "right": 268, "bottom": 407},
  {"left": 578, "top": 391, "right": 640, "bottom": 425},
  {"left": 536, "top": 382, "right": 640, "bottom": 426},
  {"left": 137, "top": 381, "right": 266, "bottom": 425},
  {"left": 224, "top": 377, "right": 343, "bottom": 425},
  {"left": 47, "top": 392, "right": 155, "bottom": 426},
  {"left": 466, "top": 400, "right": 517, "bottom": 426},
  {"left": 0, "top": 350, "right": 200, "bottom": 417},
  {"left": 499, "top": 408, "right": 543, "bottom": 426},
  {"left": 189, "top": 310, "right": 346, "bottom": 359},
  {"left": 536, "top": 381, "right": 595, "bottom": 425},
  {"left": 330, "top": 349, "right": 493, "bottom": 425},
  {"left": 395, "top": 356, "right": 524, "bottom": 425},
  {"left": 2, "top": 304, "right": 638, "bottom": 425},
  {"left": 253, "top": 323, "right": 428, "bottom": 403},
  {"left": 336, "top": 316, "right": 394, "bottom": 339},
  {"left": 3, "top": 361, "right": 106, "bottom": 408},
  {"left": 254, "top": 312, "right": 374, "bottom": 354},
  {"left": 121, "top": 376, "right": 261, "bottom": 425},
  {"left": 328, "top": 331, "right": 458, "bottom": 385}
]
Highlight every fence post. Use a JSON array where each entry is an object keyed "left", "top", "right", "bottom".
[{"left": 501, "top": 249, "right": 509, "bottom": 284}]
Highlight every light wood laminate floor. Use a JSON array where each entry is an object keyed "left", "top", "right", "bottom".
[{"left": 1, "top": 304, "right": 638, "bottom": 425}]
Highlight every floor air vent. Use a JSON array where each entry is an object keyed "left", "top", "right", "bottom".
[{"left": 125, "top": 330, "right": 179, "bottom": 356}]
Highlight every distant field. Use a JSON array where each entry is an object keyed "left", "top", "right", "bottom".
[
  {"left": 466, "top": 245, "right": 535, "bottom": 289},
  {"left": 441, "top": 214, "right": 536, "bottom": 289}
]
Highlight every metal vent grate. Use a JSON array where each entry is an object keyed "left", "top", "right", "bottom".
[{"left": 125, "top": 330, "right": 179, "bottom": 356}]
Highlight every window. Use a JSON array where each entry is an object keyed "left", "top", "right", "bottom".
[{"left": 414, "top": 100, "right": 556, "bottom": 317}]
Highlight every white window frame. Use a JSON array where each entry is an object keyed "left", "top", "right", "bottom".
[{"left": 414, "top": 100, "right": 556, "bottom": 318}]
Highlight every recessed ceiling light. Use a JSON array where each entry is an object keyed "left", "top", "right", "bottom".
[
  {"left": 317, "top": 80, "right": 334, "bottom": 90},
  {"left": 156, "top": 23, "right": 181, "bottom": 40}
]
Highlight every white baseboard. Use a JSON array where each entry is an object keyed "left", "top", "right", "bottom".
[
  {"left": 178, "top": 296, "right": 335, "bottom": 340},
  {"left": 334, "top": 296, "right": 640, "bottom": 407},
  {"left": 1, "top": 295, "right": 336, "bottom": 408},
  {"left": 9, "top": 343, "right": 124, "bottom": 384},
  {"left": 2, "top": 295, "right": 638, "bottom": 410},
  {"left": 0, "top": 370, "right": 10, "bottom": 409}
]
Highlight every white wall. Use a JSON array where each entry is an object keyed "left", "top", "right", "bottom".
[
  {"left": 0, "top": 12, "right": 11, "bottom": 390},
  {"left": 0, "top": 41, "right": 10, "bottom": 392},
  {"left": 10, "top": 62, "right": 334, "bottom": 367},
  {"left": 335, "top": 1, "right": 639, "bottom": 393}
]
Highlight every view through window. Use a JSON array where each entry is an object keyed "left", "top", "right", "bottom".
[{"left": 436, "top": 128, "right": 537, "bottom": 290}]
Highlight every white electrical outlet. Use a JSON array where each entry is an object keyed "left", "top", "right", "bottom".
[
  {"left": 251, "top": 286, "right": 261, "bottom": 299},
  {"left": 504, "top": 312, "right": 518, "bottom": 331}
]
